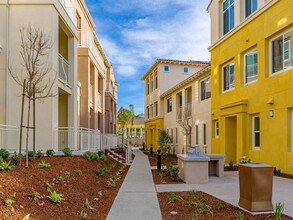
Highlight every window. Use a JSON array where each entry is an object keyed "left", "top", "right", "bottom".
[
  {"left": 223, "top": 0, "right": 234, "bottom": 35},
  {"left": 150, "top": 104, "right": 153, "bottom": 118},
  {"left": 252, "top": 115, "right": 260, "bottom": 148},
  {"left": 195, "top": 125, "right": 199, "bottom": 145},
  {"left": 150, "top": 74, "right": 153, "bottom": 92},
  {"left": 167, "top": 97, "right": 172, "bottom": 113},
  {"left": 245, "top": 50, "right": 258, "bottom": 84},
  {"left": 215, "top": 120, "right": 219, "bottom": 138},
  {"left": 146, "top": 78, "right": 149, "bottom": 95},
  {"left": 155, "top": 102, "right": 158, "bottom": 116},
  {"left": 222, "top": 62, "right": 235, "bottom": 91},
  {"left": 164, "top": 65, "right": 169, "bottom": 72},
  {"left": 142, "top": 128, "right": 145, "bottom": 137},
  {"left": 146, "top": 107, "right": 149, "bottom": 119},
  {"left": 171, "top": 128, "right": 173, "bottom": 144},
  {"left": 175, "top": 128, "right": 178, "bottom": 144},
  {"left": 155, "top": 71, "right": 158, "bottom": 89},
  {"left": 245, "top": 0, "right": 257, "bottom": 17},
  {"left": 136, "top": 128, "right": 141, "bottom": 137},
  {"left": 201, "top": 77, "right": 211, "bottom": 100},
  {"left": 184, "top": 67, "right": 188, "bottom": 73},
  {"left": 272, "top": 29, "right": 293, "bottom": 74},
  {"left": 203, "top": 124, "right": 207, "bottom": 145}
]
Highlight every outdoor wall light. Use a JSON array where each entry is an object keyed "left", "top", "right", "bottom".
[{"left": 269, "top": 110, "right": 274, "bottom": 117}]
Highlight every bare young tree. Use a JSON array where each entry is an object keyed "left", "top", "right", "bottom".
[
  {"left": 177, "top": 104, "right": 196, "bottom": 154},
  {"left": 9, "top": 25, "right": 56, "bottom": 167}
]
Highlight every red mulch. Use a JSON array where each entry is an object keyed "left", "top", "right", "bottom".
[
  {"left": 152, "top": 170, "right": 183, "bottom": 184},
  {"left": 0, "top": 156, "right": 129, "bottom": 220},
  {"left": 144, "top": 152, "right": 177, "bottom": 166},
  {"left": 158, "top": 191, "right": 292, "bottom": 220}
]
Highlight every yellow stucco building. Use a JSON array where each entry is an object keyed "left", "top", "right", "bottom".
[{"left": 208, "top": 0, "right": 293, "bottom": 174}]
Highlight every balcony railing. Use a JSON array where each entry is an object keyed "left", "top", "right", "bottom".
[
  {"left": 177, "top": 103, "right": 192, "bottom": 121},
  {"left": 97, "top": 92, "right": 102, "bottom": 108},
  {"left": 90, "top": 84, "right": 94, "bottom": 104},
  {"left": 78, "top": 29, "right": 106, "bottom": 71},
  {"left": 59, "top": 0, "right": 76, "bottom": 25},
  {"left": 58, "top": 54, "right": 71, "bottom": 85}
]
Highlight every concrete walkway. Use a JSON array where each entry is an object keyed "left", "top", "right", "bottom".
[
  {"left": 107, "top": 149, "right": 162, "bottom": 220},
  {"left": 156, "top": 171, "right": 293, "bottom": 217}
]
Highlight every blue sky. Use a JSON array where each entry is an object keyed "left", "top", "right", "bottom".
[{"left": 84, "top": 0, "right": 211, "bottom": 115}]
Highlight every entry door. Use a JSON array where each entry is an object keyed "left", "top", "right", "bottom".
[{"left": 225, "top": 116, "right": 237, "bottom": 163}]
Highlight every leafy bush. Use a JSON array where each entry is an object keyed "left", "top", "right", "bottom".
[
  {"left": 0, "top": 148, "right": 10, "bottom": 159},
  {"left": 166, "top": 162, "right": 179, "bottom": 181},
  {"left": 36, "top": 150, "right": 43, "bottom": 159},
  {"left": 100, "top": 154, "right": 107, "bottom": 162},
  {"left": 46, "top": 149, "right": 55, "bottom": 157},
  {"left": 47, "top": 190, "right": 64, "bottom": 203},
  {"left": 11, "top": 153, "right": 22, "bottom": 166},
  {"left": 104, "top": 149, "right": 109, "bottom": 155},
  {"left": 0, "top": 161, "right": 12, "bottom": 171},
  {"left": 96, "top": 167, "right": 107, "bottom": 176},
  {"left": 62, "top": 147, "right": 72, "bottom": 156},
  {"left": 0, "top": 156, "right": 3, "bottom": 163},
  {"left": 116, "top": 147, "right": 124, "bottom": 154},
  {"left": 239, "top": 156, "right": 251, "bottom": 164},
  {"left": 28, "top": 151, "right": 35, "bottom": 158},
  {"left": 83, "top": 151, "right": 99, "bottom": 161},
  {"left": 97, "top": 150, "right": 105, "bottom": 157},
  {"left": 38, "top": 161, "right": 50, "bottom": 168},
  {"left": 91, "top": 152, "right": 99, "bottom": 160}
]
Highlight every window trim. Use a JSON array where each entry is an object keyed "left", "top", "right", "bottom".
[
  {"left": 222, "top": 61, "right": 235, "bottom": 92},
  {"left": 215, "top": 120, "right": 219, "bottom": 138},
  {"left": 203, "top": 123, "right": 207, "bottom": 146},
  {"left": 244, "top": 49, "right": 258, "bottom": 85},
  {"left": 164, "top": 65, "right": 169, "bottom": 72},
  {"left": 167, "top": 97, "right": 172, "bottom": 113},
  {"left": 195, "top": 125, "right": 199, "bottom": 146},
  {"left": 223, "top": 0, "right": 235, "bottom": 35},
  {"left": 200, "top": 77, "right": 211, "bottom": 101},
  {"left": 270, "top": 28, "right": 293, "bottom": 76},
  {"left": 155, "top": 71, "right": 158, "bottom": 89},
  {"left": 252, "top": 114, "right": 260, "bottom": 150},
  {"left": 245, "top": 0, "right": 258, "bottom": 18}
]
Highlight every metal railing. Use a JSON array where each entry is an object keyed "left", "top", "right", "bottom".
[
  {"left": 59, "top": 0, "right": 76, "bottom": 25},
  {"left": 55, "top": 127, "right": 121, "bottom": 153},
  {"left": 0, "top": 124, "right": 20, "bottom": 152},
  {"left": 58, "top": 54, "right": 70, "bottom": 85}
]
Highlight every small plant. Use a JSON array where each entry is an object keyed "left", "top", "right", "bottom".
[
  {"left": 47, "top": 190, "right": 64, "bottom": 203},
  {"left": 191, "top": 189, "right": 197, "bottom": 194},
  {"left": 228, "top": 160, "right": 235, "bottom": 170},
  {"left": 0, "top": 148, "right": 10, "bottom": 159},
  {"left": 36, "top": 150, "right": 43, "bottom": 159},
  {"left": 62, "top": 147, "right": 72, "bottom": 156},
  {"left": 32, "top": 191, "right": 41, "bottom": 200},
  {"left": 98, "top": 191, "right": 103, "bottom": 196},
  {"left": 100, "top": 154, "right": 107, "bottom": 162},
  {"left": 96, "top": 167, "right": 107, "bottom": 176},
  {"left": 0, "top": 156, "right": 3, "bottom": 163},
  {"left": 65, "top": 171, "right": 73, "bottom": 176},
  {"left": 5, "top": 198, "right": 15, "bottom": 207},
  {"left": 104, "top": 149, "right": 109, "bottom": 155},
  {"left": 268, "top": 202, "right": 284, "bottom": 220},
  {"left": 46, "top": 149, "right": 55, "bottom": 157},
  {"left": 11, "top": 153, "right": 22, "bottom": 166},
  {"left": 57, "top": 176, "right": 64, "bottom": 182},
  {"left": 107, "top": 178, "right": 116, "bottom": 188},
  {"left": 83, "top": 151, "right": 99, "bottom": 161},
  {"left": 97, "top": 150, "right": 104, "bottom": 157},
  {"left": 23, "top": 214, "right": 30, "bottom": 220},
  {"left": 168, "top": 192, "right": 183, "bottom": 203},
  {"left": 158, "top": 170, "right": 165, "bottom": 183},
  {"left": 0, "top": 161, "right": 13, "bottom": 171},
  {"left": 116, "top": 147, "right": 124, "bottom": 154},
  {"left": 217, "top": 200, "right": 224, "bottom": 210},
  {"left": 38, "top": 161, "right": 50, "bottom": 168},
  {"left": 236, "top": 211, "right": 245, "bottom": 220},
  {"left": 45, "top": 181, "right": 53, "bottom": 191},
  {"left": 85, "top": 198, "right": 94, "bottom": 210},
  {"left": 80, "top": 211, "right": 87, "bottom": 220},
  {"left": 76, "top": 169, "right": 82, "bottom": 175},
  {"left": 239, "top": 156, "right": 251, "bottom": 164},
  {"left": 91, "top": 152, "right": 99, "bottom": 160},
  {"left": 28, "top": 151, "right": 35, "bottom": 158}
]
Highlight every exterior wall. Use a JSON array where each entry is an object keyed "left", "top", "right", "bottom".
[
  {"left": 0, "top": 1, "right": 78, "bottom": 151},
  {"left": 163, "top": 71, "right": 211, "bottom": 154},
  {"left": 209, "top": 0, "right": 293, "bottom": 174}
]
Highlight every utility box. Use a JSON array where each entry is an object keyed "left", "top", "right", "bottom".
[{"left": 238, "top": 163, "right": 274, "bottom": 212}]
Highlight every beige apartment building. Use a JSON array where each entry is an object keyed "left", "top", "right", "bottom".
[
  {"left": 141, "top": 59, "right": 209, "bottom": 152},
  {"left": 0, "top": 0, "right": 119, "bottom": 153},
  {"left": 161, "top": 66, "right": 211, "bottom": 154}
]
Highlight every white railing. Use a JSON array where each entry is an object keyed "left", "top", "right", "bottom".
[
  {"left": 58, "top": 54, "right": 71, "bottom": 85},
  {"left": 90, "top": 84, "right": 94, "bottom": 104},
  {"left": 77, "top": 29, "right": 106, "bottom": 72},
  {"left": 97, "top": 93, "right": 102, "bottom": 108},
  {"left": 55, "top": 127, "right": 121, "bottom": 153},
  {"left": 0, "top": 124, "right": 20, "bottom": 152},
  {"left": 59, "top": 0, "right": 76, "bottom": 25}
]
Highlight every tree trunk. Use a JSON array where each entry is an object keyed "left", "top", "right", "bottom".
[
  {"left": 25, "top": 97, "right": 31, "bottom": 168},
  {"left": 33, "top": 84, "right": 36, "bottom": 158},
  {"left": 19, "top": 80, "right": 26, "bottom": 158}
]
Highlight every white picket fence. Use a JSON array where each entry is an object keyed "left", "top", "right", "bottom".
[{"left": 0, "top": 124, "right": 20, "bottom": 152}]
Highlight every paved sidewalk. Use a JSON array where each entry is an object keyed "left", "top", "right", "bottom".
[
  {"left": 107, "top": 149, "right": 162, "bottom": 220},
  {"left": 156, "top": 171, "right": 293, "bottom": 217}
]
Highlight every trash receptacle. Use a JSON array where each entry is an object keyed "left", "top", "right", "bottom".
[{"left": 238, "top": 163, "right": 273, "bottom": 212}]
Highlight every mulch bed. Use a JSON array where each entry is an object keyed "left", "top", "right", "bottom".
[
  {"left": 152, "top": 170, "right": 183, "bottom": 184},
  {"left": 144, "top": 152, "right": 177, "bottom": 166},
  {"left": 158, "top": 191, "right": 292, "bottom": 220},
  {"left": 0, "top": 155, "right": 129, "bottom": 220}
]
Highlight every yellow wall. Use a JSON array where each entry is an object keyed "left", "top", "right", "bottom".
[
  {"left": 144, "top": 118, "right": 164, "bottom": 152},
  {"left": 210, "top": 0, "right": 293, "bottom": 174}
]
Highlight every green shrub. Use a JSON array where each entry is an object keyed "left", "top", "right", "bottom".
[
  {"left": 62, "top": 147, "right": 72, "bottom": 156},
  {"left": 28, "top": 151, "right": 35, "bottom": 158},
  {"left": 100, "top": 154, "right": 107, "bottom": 162},
  {"left": 166, "top": 162, "right": 179, "bottom": 181},
  {"left": 46, "top": 149, "right": 55, "bottom": 157},
  {"left": 91, "top": 152, "right": 99, "bottom": 160},
  {"left": 239, "top": 156, "right": 251, "bottom": 164},
  {"left": 0, "top": 156, "right": 3, "bottom": 163},
  {"left": 116, "top": 147, "right": 124, "bottom": 154},
  {"left": 96, "top": 167, "right": 107, "bottom": 176},
  {"left": 0, "top": 148, "right": 10, "bottom": 159},
  {"left": 83, "top": 151, "right": 93, "bottom": 160},
  {"left": 11, "top": 153, "right": 22, "bottom": 166},
  {"left": 0, "top": 161, "right": 12, "bottom": 171},
  {"left": 104, "top": 149, "right": 109, "bottom": 155},
  {"left": 97, "top": 150, "right": 104, "bottom": 157},
  {"left": 38, "top": 161, "right": 50, "bottom": 168},
  {"left": 36, "top": 150, "right": 43, "bottom": 159},
  {"left": 47, "top": 190, "right": 64, "bottom": 203}
]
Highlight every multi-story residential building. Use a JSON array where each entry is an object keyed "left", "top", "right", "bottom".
[
  {"left": 141, "top": 59, "right": 209, "bottom": 152},
  {"left": 0, "top": 0, "right": 78, "bottom": 152},
  {"left": 161, "top": 66, "right": 211, "bottom": 154},
  {"left": 208, "top": 0, "right": 293, "bottom": 174}
]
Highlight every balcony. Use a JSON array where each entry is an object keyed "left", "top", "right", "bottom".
[
  {"left": 177, "top": 106, "right": 182, "bottom": 121},
  {"left": 177, "top": 103, "right": 192, "bottom": 121},
  {"left": 97, "top": 92, "right": 102, "bottom": 109},
  {"left": 58, "top": 54, "right": 71, "bottom": 86},
  {"left": 78, "top": 29, "right": 105, "bottom": 71},
  {"left": 59, "top": 0, "right": 76, "bottom": 25}
]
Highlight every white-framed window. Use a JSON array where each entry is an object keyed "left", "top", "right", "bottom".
[
  {"left": 222, "top": 62, "right": 235, "bottom": 92},
  {"left": 203, "top": 124, "right": 207, "bottom": 146},
  {"left": 155, "top": 102, "right": 158, "bottom": 116},
  {"left": 175, "top": 128, "right": 178, "bottom": 144},
  {"left": 146, "top": 78, "right": 149, "bottom": 95},
  {"left": 201, "top": 77, "right": 211, "bottom": 100},
  {"left": 252, "top": 115, "right": 260, "bottom": 149},
  {"left": 223, "top": 0, "right": 234, "bottom": 35},
  {"left": 146, "top": 106, "right": 149, "bottom": 119},
  {"left": 245, "top": 50, "right": 258, "bottom": 84},
  {"left": 195, "top": 125, "right": 199, "bottom": 145},
  {"left": 271, "top": 29, "right": 293, "bottom": 74},
  {"left": 184, "top": 67, "right": 188, "bottom": 73},
  {"left": 171, "top": 128, "right": 174, "bottom": 144},
  {"left": 150, "top": 104, "right": 153, "bottom": 118},
  {"left": 164, "top": 65, "right": 169, "bottom": 72},
  {"left": 215, "top": 120, "right": 219, "bottom": 138},
  {"left": 167, "top": 97, "right": 172, "bottom": 113},
  {"left": 150, "top": 74, "right": 153, "bottom": 92},
  {"left": 155, "top": 71, "right": 158, "bottom": 89},
  {"left": 245, "top": 0, "right": 257, "bottom": 17}
]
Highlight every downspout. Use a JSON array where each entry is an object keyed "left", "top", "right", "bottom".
[{"left": 6, "top": 0, "right": 10, "bottom": 125}]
